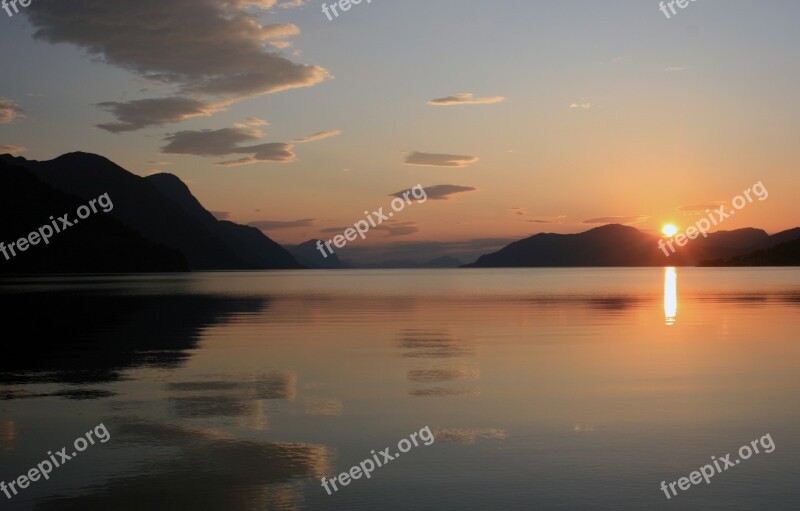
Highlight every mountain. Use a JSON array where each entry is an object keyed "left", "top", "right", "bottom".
[
  {"left": 465, "top": 225, "right": 672, "bottom": 267},
  {"left": 701, "top": 229, "right": 800, "bottom": 266},
  {"left": 147, "top": 173, "right": 302, "bottom": 269},
  {"left": 286, "top": 240, "right": 348, "bottom": 269},
  {"left": 0, "top": 152, "right": 303, "bottom": 271},
  {"left": 690, "top": 228, "right": 768, "bottom": 258},
  {"left": 463, "top": 224, "right": 773, "bottom": 268},
  {"left": 754, "top": 227, "right": 800, "bottom": 250},
  {"left": 0, "top": 159, "right": 188, "bottom": 274}
]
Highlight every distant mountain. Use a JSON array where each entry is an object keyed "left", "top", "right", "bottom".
[
  {"left": 753, "top": 227, "right": 800, "bottom": 250},
  {"left": 690, "top": 228, "right": 768, "bottom": 258},
  {"left": 0, "top": 152, "right": 303, "bottom": 271},
  {"left": 701, "top": 230, "right": 800, "bottom": 266},
  {"left": 286, "top": 240, "right": 348, "bottom": 269},
  {"left": 423, "top": 256, "right": 464, "bottom": 268},
  {"left": 0, "top": 159, "right": 187, "bottom": 274},
  {"left": 349, "top": 255, "right": 465, "bottom": 269},
  {"left": 463, "top": 224, "right": 776, "bottom": 267}
]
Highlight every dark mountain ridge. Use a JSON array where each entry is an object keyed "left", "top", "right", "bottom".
[
  {"left": 464, "top": 224, "right": 797, "bottom": 267},
  {"left": 0, "top": 152, "right": 303, "bottom": 272}
]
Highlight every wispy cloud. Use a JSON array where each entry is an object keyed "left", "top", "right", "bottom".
[
  {"left": 390, "top": 184, "right": 477, "bottom": 201},
  {"left": 528, "top": 215, "right": 566, "bottom": 224},
  {"left": 292, "top": 130, "right": 342, "bottom": 143},
  {"left": 249, "top": 218, "right": 315, "bottom": 230},
  {"left": 245, "top": 117, "right": 269, "bottom": 127},
  {"left": 404, "top": 152, "right": 479, "bottom": 168},
  {"left": 0, "top": 144, "right": 26, "bottom": 154},
  {"left": 0, "top": 98, "right": 23, "bottom": 124},
  {"left": 428, "top": 93, "right": 505, "bottom": 106}
]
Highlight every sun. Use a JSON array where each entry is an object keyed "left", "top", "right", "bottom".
[{"left": 662, "top": 224, "right": 679, "bottom": 237}]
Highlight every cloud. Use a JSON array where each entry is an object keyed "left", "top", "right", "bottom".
[
  {"left": 216, "top": 144, "right": 295, "bottom": 166},
  {"left": 582, "top": 215, "right": 648, "bottom": 224},
  {"left": 664, "top": 66, "right": 687, "bottom": 72},
  {"left": 262, "top": 23, "right": 301, "bottom": 48},
  {"left": 401, "top": 184, "right": 477, "bottom": 201},
  {"left": 569, "top": 102, "right": 591, "bottom": 110},
  {"left": 318, "top": 227, "right": 348, "bottom": 234},
  {"left": 97, "top": 98, "right": 225, "bottom": 133},
  {"left": 249, "top": 218, "right": 315, "bottom": 230},
  {"left": 280, "top": 0, "right": 305, "bottom": 7},
  {"left": 245, "top": 117, "right": 269, "bottom": 127},
  {"left": 0, "top": 98, "right": 23, "bottom": 124},
  {"left": 262, "top": 23, "right": 301, "bottom": 39},
  {"left": 375, "top": 221, "right": 420, "bottom": 237},
  {"left": 428, "top": 93, "right": 505, "bottom": 106},
  {"left": 210, "top": 211, "right": 230, "bottom": 220},
  {"left": 404, "top": 152, "right": 479, "bottom": 168},
  {"left": 528, "top": 215, "right": 566, "bottom": 224},
  {"left": 161, "top": 126, "right": 296, "bottom": 165},
  {"left": 292, "top": 130, "right": 342, "bottom": 143},
  {"left": 509, "top": 209, "right": 565, "bottom": 223},
  {"left": 0, "top": 145, "right": 26, "bottom": 155},
  {"left": 26, "top": 0, "right": 329, "bottom": 132}
]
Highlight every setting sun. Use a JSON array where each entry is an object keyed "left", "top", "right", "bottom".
[{"left": 662, "top": 224, "right": 679, "bottom": 237}]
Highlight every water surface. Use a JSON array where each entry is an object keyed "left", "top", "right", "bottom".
[{"left": 1, "top": 268, "right": 799, "bottom": 510}]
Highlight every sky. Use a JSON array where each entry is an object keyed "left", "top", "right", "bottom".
[{"left": 1, "top": 0, "right": 799, "bottom": 263}]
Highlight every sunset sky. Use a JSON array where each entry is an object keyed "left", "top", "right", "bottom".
[{"left": 1, "top": 0, "right": 798, "bottom": 262}]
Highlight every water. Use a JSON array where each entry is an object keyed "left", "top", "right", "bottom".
[{"left": 1, "top": 268, "right": 799, "bottom": 510}]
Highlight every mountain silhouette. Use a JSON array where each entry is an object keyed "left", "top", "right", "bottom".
[
  {"left": 701, "top": 228, "right": 800, "bottom": 266},
  {"left": 287, "top": 239, "right": 348, "bottom": 269},
  {"left": 464, "top": 224, "right": 783, "bottom": 267},
  {"left": 147, "top": 173, "right": 302, "bottom": 269},
  {"left": 0, "top": 159, "right": 187, "bottom": 274},
  {"left": 0, "top": 289, "right": 266, "bottom": 386},
  {"left": 0, "top": 152, "right": 302, "bottom": 271},
  {"left": 753, "top": 227, "right": 800, "bottom": 250}
]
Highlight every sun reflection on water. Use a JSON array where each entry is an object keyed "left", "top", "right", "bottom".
[{"left": 664, "top": 267, "right": 677, "bottom": 326}]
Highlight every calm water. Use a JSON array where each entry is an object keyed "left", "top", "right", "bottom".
[{"left": 1, "top": 268, "right": 799, "bottom": 510}]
